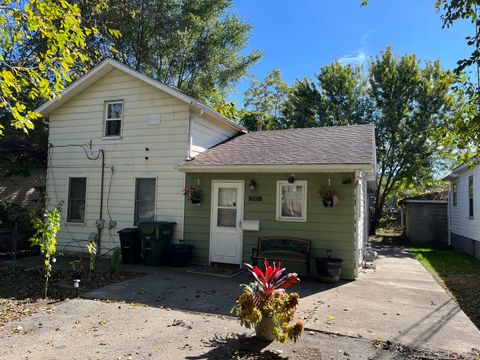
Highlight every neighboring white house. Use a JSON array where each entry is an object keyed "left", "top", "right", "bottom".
[
  {"left": 37, "top": 59, "right": 243, "bottom": 254},
  {"left": 445, "top": 164, "right": 480, "bottom": 258}
]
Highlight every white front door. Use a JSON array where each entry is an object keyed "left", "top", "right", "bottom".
[{"left": 210, "top": 181, "right": 244, "bottom": 265}]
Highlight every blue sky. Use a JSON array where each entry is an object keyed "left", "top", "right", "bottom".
[{"left": 228, "top": 0, "right": 473, "bottom": 105}]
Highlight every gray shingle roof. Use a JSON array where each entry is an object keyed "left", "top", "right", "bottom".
[{"left": 180, "top": 124, "right": 375, "bottom": 168}]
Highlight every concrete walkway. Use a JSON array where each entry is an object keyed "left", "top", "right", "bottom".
[
  {"left": 83, "top": 245, "right": 480, "bottom": 354},
  {"left": 301, "top": 245, "right": 480, "bottom": 353}
]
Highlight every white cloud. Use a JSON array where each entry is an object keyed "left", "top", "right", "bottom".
[{"left": 338, "top": 31, "right": 374, "bottom": 65}]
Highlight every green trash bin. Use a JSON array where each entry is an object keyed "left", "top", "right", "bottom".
[{"left": 138, "top": 221, "right": 176, "bottom": 266}]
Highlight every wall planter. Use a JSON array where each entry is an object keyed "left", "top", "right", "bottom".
[
  {"left": 315, "top": 250, "right": 343, "bottom": 283},
  {"left": 319, "top": 188, "right": 340, "bottom": 208},
  {"left": 183, "top": 186, "right": 201, "bottom": 205}
]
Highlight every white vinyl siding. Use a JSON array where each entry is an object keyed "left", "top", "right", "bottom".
[
  {"left": 47, "top": 69, "right": 190, "bottom": 254},
  {"left": 189, "top": 115, "right": 238, "bottom": 158},
  {"left": 449, "top": 166, "right": 480, "bottom": 242}
]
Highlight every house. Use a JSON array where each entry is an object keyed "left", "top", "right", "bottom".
[
  {"left": 445, "top": 164, "right": 480, "bottom": 258},
  {"left": 0, "top": 168, "right": 46, "bottom": 213},
  {"left": 37, "top": 59, "right": 244, "bottom": 254},
  {"left": 37, "top": 59, "right": 376, "bottom": 279},
  {"left": 398, "top": 191, "right": 448, "bottom": 245},
  {"left": 178, "top": 125, "right": 376, "bottom": 279}
]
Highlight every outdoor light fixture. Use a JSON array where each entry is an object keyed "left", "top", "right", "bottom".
[
  {"left": 288, "top": 175, "right": 295, "bottom": 183},
  {"left": 249, "top": 179, "right": 257, "bottom": 192},
  {"left": 73, "top": 279, "right": 81, "bottom": 297}
]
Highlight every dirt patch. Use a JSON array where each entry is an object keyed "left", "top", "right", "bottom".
[{"left": 0, "top": 265, "right": 143, "bottom": 328}]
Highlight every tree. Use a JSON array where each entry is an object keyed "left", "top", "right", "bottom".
[
  {"left": 282, "top": 61, "right": 369, "bottom": 128},
  {"left": 368, "top": 48, "right": 457, "bottom": 233},
  {"left": 436, "top": 0, "right": 480, "bottom": 161},
  {"left": 0, "top": 0, "right": 111, "bottom": 135},
  {"left": 82, "top": 0, "right": 262, "bottom": 101},
  {"left": 243, "top": 69, "right": 290, "bottom": 129}
]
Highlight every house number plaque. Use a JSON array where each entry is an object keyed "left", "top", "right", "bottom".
[{"left": 249, "top": 196, "right": 262, "bottom": 202}]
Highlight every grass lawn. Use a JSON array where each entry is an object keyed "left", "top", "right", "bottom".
[{"left": 408, "top": 246, "right": 480, "bottom": 329}]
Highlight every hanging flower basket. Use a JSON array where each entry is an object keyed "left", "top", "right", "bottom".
[
  {"left": 183, "top": 186, "right": 201, "bottom": 205},
  {"left": 319, "top": 188, "right": 340, "bottom": 208}
]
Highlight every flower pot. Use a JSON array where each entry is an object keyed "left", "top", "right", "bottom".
[
  {"left": 191, "top": 196, "right": 201, "bottom": 205},
  {"left": 255, "top": 317, "right": 275, "bottom": 341},
  {"left": 315, "top": 257, "right": 343, "bottom": 283},
  {"left": 322, "top": 199, "right": 334, "bottom": 207}
]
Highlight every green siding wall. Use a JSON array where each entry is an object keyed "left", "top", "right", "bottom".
[{"left": 184, "top": 172, "right": 357, "bottom": 279}]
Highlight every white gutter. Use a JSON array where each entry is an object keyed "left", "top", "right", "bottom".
[
  {"left": 176, "top": 163, "right": 375, "bottom": 173},
  {"left": 400, "top": 200, "right": 448, "bottom": 204}
]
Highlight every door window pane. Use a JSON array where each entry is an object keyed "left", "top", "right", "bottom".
[
  {"left": 217, "top": 208, "right": 236, "bottom": 227},
  {"left": 135, "top": 178, "right": 156, "bottom": 225},
  {"left": 67, "top": 177, "right": 86, "bottom": 223},
  {"left": 218, "top": 188, "right": 236, "bottom": 207}
]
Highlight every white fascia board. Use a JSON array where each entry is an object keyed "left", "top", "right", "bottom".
[{"left": 177, "top": 163, "right": 375, "bottom": 173}]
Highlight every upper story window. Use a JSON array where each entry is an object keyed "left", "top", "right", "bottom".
[
  {"left": 276, "top": 180, "right": 307, "bottom": 222},
  {"left": 469, "top": 175, "right": 474, "bottom": 218},
  {"left": 67, "top": 177, "right": 87, "bottom": 223},
  {"left": 452, "top": 183, "right": 457, "bottom": 206},
  {"left": 105, "top": 101, "right": 123, "bottom": 137}
]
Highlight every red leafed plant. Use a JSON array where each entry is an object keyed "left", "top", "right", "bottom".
[{"left": 232, "top": 259, "right": 304, "bottom": 343}]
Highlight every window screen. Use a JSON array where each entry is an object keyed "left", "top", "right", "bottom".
[
  {"left": 67, "top": 177, "right": 86, "bottom": 223},
  {"left": 105, "top": 102, "right": 123, "bottom": 136},
  {"left": 134, "top": 178, "right": 156, "bottom": 225}
]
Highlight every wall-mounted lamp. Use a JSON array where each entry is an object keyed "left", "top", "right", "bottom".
[
  {"left": 288, "top": 175, "right": 295, "bottom": 184},
  {"left": 249, "top": 179, "right": 257, "bottom": 192}
]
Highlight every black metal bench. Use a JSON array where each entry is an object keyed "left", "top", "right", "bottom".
[{"left": 251, "top": 236, "right": 311, "bottom": 279}]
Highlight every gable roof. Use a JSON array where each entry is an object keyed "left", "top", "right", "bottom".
[
  {"left": 36, "top": 59, "right": 244, "bottom": 132},
  {"left": 178, "top": 124, "right": 376, "bottom": 173}
]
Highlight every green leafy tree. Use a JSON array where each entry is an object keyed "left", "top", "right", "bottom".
[
  {"left": 30, "top": 202, "right": 63, "bottom": 298},
  {"left": 368, "top": 48, "right": 457, "bottom": 233},
  {"left": 82, "top": 0, "right": 262, "bottom": 101},
  {"left": 243, "top": 69, "right": 290, "bottom": 129},
  {"left": 282, "top": 61, "right": 370, "bottom": 128},
  {"left": 0, "top": 0, "right": 113, "bottom": 135}
]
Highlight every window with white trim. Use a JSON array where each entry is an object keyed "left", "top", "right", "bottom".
[
  {"left": 469, "top": 175, "right": 474, "bottom": 218},
  {"left": 105, "top": 101, "right": 123, "bottom": 136},
  {"left": 276, "top": 181, "right": 307, "bottom": 222},
  {"left": 134, "top": 178, "right": 156, "bottom": 225},
  {"left": 452, "top": 183, "right": 457, "bottom": 206},
  {"left": 67, "top": 177, "right": 86, "bottom": 223}
]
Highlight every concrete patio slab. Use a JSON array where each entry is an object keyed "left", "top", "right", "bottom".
[
  {"left": 301, "top": 245, "right": 480, "bottom": 354},
  {"left": 83, "top": 245, "right": 480, "bottom": 354}
]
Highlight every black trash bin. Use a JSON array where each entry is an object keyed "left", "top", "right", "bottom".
[
  {"left": 138, "top": 221, "right": 176, "bottom": 266},
  {"left": 117, "top": 228, "right": 142, "bottom": 264}
]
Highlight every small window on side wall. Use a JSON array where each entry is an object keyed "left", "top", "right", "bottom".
[
  {"left": 452, "top": 183, "right": 457, "bottom": 206},
  {"left": 469, "top": 175, "right": 474, "bottom": 218},
  {"left": 105, "top": 101, "right": 123, "bottom": 136},
  {"left": 67, "top": 177, "right": 86, "bottom": 223},
  {"left": 134, "top": 178, "right": 156, "bottom": 225},
  {"left": 276, "top": 181, "right": 307, "bottom": 222}
]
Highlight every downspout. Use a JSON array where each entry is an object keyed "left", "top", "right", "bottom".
[
  {"left": 97, "top": 149, "right": 105, "bottom": 254},
  {"left": 447, "top": 183, "right": 451, "bottom": 246}
]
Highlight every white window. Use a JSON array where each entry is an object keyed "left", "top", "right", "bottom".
[
  {"left": 67, "top": 177, "right": 87, "bottom": 223},
  {"left": 469, "top": 175, "right": 474, "bottom": 218},
  {"left": 276, "top": 181, "right": 307, "bottom": 222},
  {"left": 134, "top": 178, "right": 156, "bottom": 225},
  {"left": 105, "top": 101, "right": 123, "bottom": 136}
]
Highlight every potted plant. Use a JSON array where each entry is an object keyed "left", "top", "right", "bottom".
[
  {"left": 315, "top": 249, "right": 343, "bottom": 283},
  {"left": 232, "top": 259, "right": 304, "bottom": 343},
  {"left": 319, "top": 188, "right": 340, "bottom": 207},
  {"left": 183, "top": 186, "right": 201, "bottom": 205}
]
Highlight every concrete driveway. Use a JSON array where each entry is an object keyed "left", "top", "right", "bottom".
[{"left": 83, "top": 245, "right": 480, "bottom": 354}]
